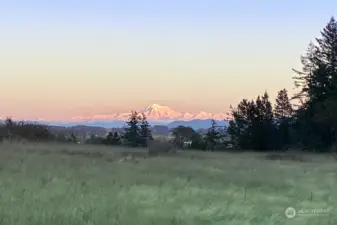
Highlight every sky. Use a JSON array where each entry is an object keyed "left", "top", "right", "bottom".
[{"left": 1, "top": 0, "right": 337, "bottom": 120}]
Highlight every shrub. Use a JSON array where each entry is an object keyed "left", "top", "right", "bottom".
[
  {"left": 0, "top": 125, "right": 7, "bottom": 142},
  {"left": 85, "top": 135, "right": 106, "bottom": 145},
  {"left": 147, "top": 138, "right": 176, "bottom": 157},
  {"left": 3, "top": 118, "right": 54, "bottom": 142}
]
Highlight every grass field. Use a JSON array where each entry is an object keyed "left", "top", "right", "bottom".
[{"left": 0, "top": 142, "right": 336, "bottom": 225}]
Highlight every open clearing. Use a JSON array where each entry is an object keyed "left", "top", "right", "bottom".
[{"left": 0, "top": 142, "right": 336, "bottom": 225}]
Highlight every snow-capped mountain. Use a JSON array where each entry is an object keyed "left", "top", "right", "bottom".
[
  {"left": 72, "top": 104, "right": 230, "bottom": 121},
  {"left": 143, "top": 104, "right": 181, "bottom": 120}
]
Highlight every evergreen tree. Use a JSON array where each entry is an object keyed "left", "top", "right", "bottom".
[
  {"left": 139, "top": 113, "right": 152, "bottom": 147},
  {"left": 105, "top": 131, "right": 121, "bottom": 145},
  {"left": 205, "top": 120, "right": 221, "bottom": 151},
  {"left": 123, "top": 111, "right": 141, "bottom": 147},
  {"left": 228, "top": 92, "right": 276, "bottom": 150},
  {"left": 254, "top": 92, "right": 275, "bottom": 150},
  {"left": 292, "top": 17, "right": 337, "bottom": 150},
  {"left": 228, "top": 99, "right": 256, "bottom": 149},
  {"left": 113, "top": 132, "right": 121, "bottom": 144},
  {"left": 274, "top": 89, "right": 293, "bottom": 119},
  {"left": 274, "top": 89, "right": 293, "bottom": 149},
  {"left": 190, "top": 133, "right": 206, "bottom": 150}
]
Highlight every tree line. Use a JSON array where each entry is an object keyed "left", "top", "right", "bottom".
[
  {"left": 166, "top": 16, "right": 337, "bottom": 153},
  {"left": 0, "top": 112, "right": 155, "bottom": 148},
  {"left": 228, "top": 17, "right": 337, "bottom": 152},
  {"left": 0, "top": 110, "right": 227, "bottom": 150}
]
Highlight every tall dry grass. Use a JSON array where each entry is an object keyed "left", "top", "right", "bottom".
[{"left": 0, "top": 142, "right": 336, "bottom": 224}]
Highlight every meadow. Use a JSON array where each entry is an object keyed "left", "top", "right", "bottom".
[{"left": 0, "top": 142, "right": 336, "bottom": 225}]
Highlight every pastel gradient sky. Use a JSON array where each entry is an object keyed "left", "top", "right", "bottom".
[{"left": 1, "top": 0, "right": 336, "bottom": 120}]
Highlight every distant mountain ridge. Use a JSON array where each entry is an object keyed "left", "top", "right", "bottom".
[
  {"left": 0, "top": 104, "right": 231, "bottom": 130},
  {"left": 167, "top": 119, "right": 229, "bottom": 130},
  {"left": 72, "top": 103, "right": 230, "bottom": 121}
]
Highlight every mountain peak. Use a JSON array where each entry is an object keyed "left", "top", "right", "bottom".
[
  {"left": 143, "top": 104, "right": 179, "bottom": 120},
  {"left": 145, "top": 103, "right": 170, "bottom": 111},
  {"left": 72, "top": 104, "right": 230, "bottom": 121}
]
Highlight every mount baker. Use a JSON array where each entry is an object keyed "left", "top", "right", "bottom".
[{"left": 72, "top": 104, "right": 230, "bottom": 122}]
